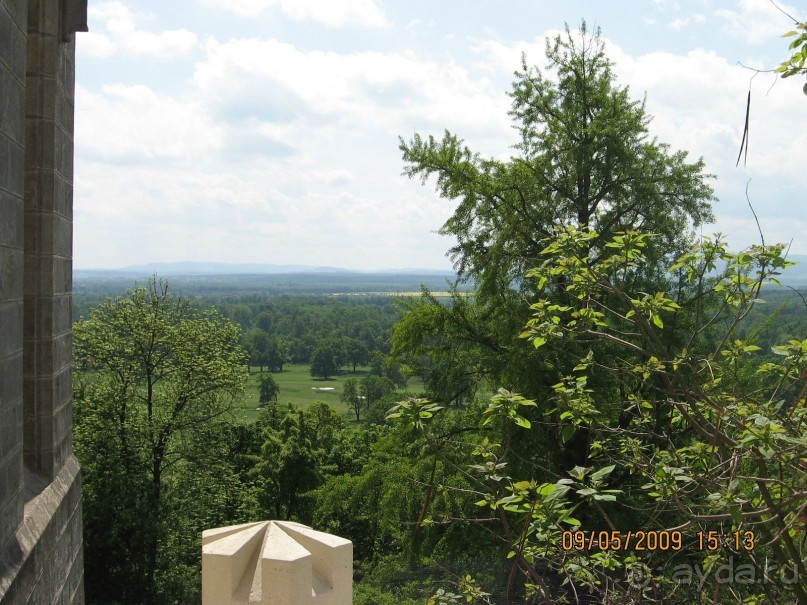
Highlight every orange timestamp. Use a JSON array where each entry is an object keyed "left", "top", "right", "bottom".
[
  {"left": 560, "top": 530, "right": 757, "bottom": 552},
  {"left": 696, "top": 530, "right": 756, "bottom": 551}
]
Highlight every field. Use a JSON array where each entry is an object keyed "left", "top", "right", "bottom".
[
  {"left": 231, "top": 363, "right": 425, "bottom": 422},
  {"left": 329, "top": 291, "right": 472, "bottom": 298}
]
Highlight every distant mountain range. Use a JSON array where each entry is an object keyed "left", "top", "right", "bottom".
[
  {"left": 74, "top": 261, "right": 456, "bottom": 279},
  {"left": 74, "top": 256, "right": 807, "bottom": 286},
  {"left": 773, "top": 254, "right": 807, "bottom": 286}
]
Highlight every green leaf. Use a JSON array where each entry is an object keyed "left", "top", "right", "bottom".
[
  {"left": 590, "top": 465, "right": 616, "bottom": 482},
  {"left": 593, "top": 494, "right": 617, "bottom": 501},
  {"left": 561, "top": 425, "right": 575, "bottom": 443}
]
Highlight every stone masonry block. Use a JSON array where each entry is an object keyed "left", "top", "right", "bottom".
[
  {"left": 28, "top": 0, "right": 60, "bottom": 37},
  {"left": 3, "top": 0, "right": 27, "bottom": 33},
  {"left": 0, "top": 135, "right": 25, "bottom": 197},
  {"left": 0, "top": 192, "right": 25, "bottom": 250},
  {"left": 0, "top": 54, "right": 26, "bottom": 144},
  {"left": 0, "top": 300, "right": 23, "bottom": 357}
]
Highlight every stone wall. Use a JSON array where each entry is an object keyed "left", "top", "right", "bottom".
[
  {"left": 0, "top": 0, "right": 27, "bottom": 561},
  {"left": 23, "top": 0, "right": 76, "bottom": 483},
  {"left": 0, "top": 0, "right": 85, "bottom": 603}
]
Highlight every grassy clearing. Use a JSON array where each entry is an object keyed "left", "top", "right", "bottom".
[
  {"left": 328, "top": 291, "right": 472, "bottom": 298},
  {"left": 231, "top": 364, "right": 426, "bottom": 422}
]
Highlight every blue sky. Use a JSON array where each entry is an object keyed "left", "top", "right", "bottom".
[{"left": 74, "top": 0, "right": 806, "bottom": 270}]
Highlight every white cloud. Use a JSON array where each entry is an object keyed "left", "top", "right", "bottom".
[
  {"left": 606, "top": 41, "right": 806, "bottom": 250},
  {"left": 73, "top": 15, "right": 807, "bottom": 270},
  {"left": 670, "top": 18, "right": 689, "bottom": 30},
  {"left": 203, "top": 0, "right": 390, "bottom": 28},
  {"left": 466, "top": 31, "right": 806, "bottom": 252},
  {"left": 715, "top": 0, "right": 803, "bottom": 44},
  {"left": 80, "top": 1, "right": 198, "bottom": 58},
  {"left": 470, "top": 36, "right": 552, "bottom": 74},
  {"left": 76, "top": 36, "right": 503, "bottom": 269},
  {"left": 75, "top": 84, "right": 222, "bottom": 162},
  {"left": 193, "top": 37, "right": 511, "bottom": 142},
  {"left": 606, "top": 44, "right": 806, "bottom": 182}
]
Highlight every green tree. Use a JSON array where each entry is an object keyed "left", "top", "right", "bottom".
[
  {"left": 347, "top": 337, "right": 371, "bottom": 372},
  {"left": 393, "top": 21, "right": 716, "bottom": 467},
  {"left": 255, "top": 309, "right": 275, "bottom": 332},
  {"left": 325, "top": 333, "right": 348, "bottom": 369},
  {"left": 253, "top": 402, "right": 360, "bottom": 521},
  {"left": 265, "top": 335, "right": 289, "bottom": 372},
  {"left": 400, "top": 22, "right": 713, "bottom": 298},
  {"left": 386, "top": 228, "right": 807, "bottom": 604},
  {"left": 259, "top": 374, "right": 280, "bottom": 405},
  {"left": 244, "top": 327, "right": 271, "bottom": 371},
  {"left": 361, "top": 374, "right": 396, "bottom": 407},
  {"left": 310, "top": 345, "right": 338, "bottom": 379},
  {"left": 73, "top": 279, "right": 248, "bottom": 605},
  {"left": 370, "top": 351, "right": 407, "bottom": 387},
  {"left": 342, "top": 377, "right": 361, "bottom": 421}
]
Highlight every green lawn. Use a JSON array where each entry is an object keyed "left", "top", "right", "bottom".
[{"left": 231, "top": 364, "right": 425, "bottom": 422}]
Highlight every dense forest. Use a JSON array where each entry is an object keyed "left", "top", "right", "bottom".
[{"left": 71, "top": 25, "right": 807, "bottom": 605}]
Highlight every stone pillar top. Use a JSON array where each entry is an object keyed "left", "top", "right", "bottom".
[{"left": 202, "top": 521, "right": 352, "bottom": 605}]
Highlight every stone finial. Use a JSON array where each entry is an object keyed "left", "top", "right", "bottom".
[{"left": 202, "top": 521, "right": 353, "bottom": 605}]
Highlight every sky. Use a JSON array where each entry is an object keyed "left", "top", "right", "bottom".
[{"left": 74, "top": 0, "right": 806, "bottom": 271}]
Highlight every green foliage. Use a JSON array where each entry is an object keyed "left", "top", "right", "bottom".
[
  {"left": 399, "top": 22, "right": 713, "bottom": 299},
  {"left": 254, "top": 402, "right": 382, "bottom": 522},
  {"left": 393, "top": 22, "right": 716, "bottom": 464},
  {"left": 425, "top": 575, "right": 492, "bottom": 604},
  {"left": 370, "top": 351, "right": 408, "bottom": 387},
  {"left": 776, "top": 21, "right": 807, "bottom": 79},
  {"left": 258, "top": 373, "right": 280, "bottom": 405},
  {"left": 361, "top": 373, "right": 397, "bottom": 409},
  {"left": 310, "top": 344, "right": 338, "bottom": 379},
  {"left": 387, "top": 226, "right": 807, "bottom": 603},
  {"left": 347, "top": 337, "right": 371, "bottom": 372},
  {"left": 73, "top": 279, "right": 248, "bottom": 604},
  {"left": 244, "top": 327, "right": 271, "bottom": 370},
  {"left": 386, "top": 398, "right": 445, "bottom": 433},
  {"left": 342, "top": 376, "right": 361, "bottom": 421},
  {"left": 364, "top": 392, "right": 407, "bottom": 425}
]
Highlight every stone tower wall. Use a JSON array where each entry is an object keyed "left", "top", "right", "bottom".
[
  {"left": 0, "top": 0, "right": 85, "bottom": 603},
  {"left": 0, "top": 0, "right": 28, "bottom": 565}
]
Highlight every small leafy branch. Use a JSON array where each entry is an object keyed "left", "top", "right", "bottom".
[{"left": 777, "top": 22, "right": 807, "bottom": 79}]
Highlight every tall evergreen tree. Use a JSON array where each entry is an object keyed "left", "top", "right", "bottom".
[{"left": 394, "top": 20, "right": 717, "bottom": 470}]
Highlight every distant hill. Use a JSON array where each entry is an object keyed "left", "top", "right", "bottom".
[
  {"left": 779, "top": 255, "right": 807, "bottom": 287},
  {"left": 75, "top": 256, "right": 807, "bottom": 285},
  {"left": 74, "top": 261, "right": 455, "bottom": 279},
  {"left": 73, "top": 263, "right": 466, "bottom": 299}
]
